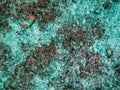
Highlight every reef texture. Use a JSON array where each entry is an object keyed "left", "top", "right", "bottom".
[
  {"left": 4, "top": 44, "right": 56, "bottom": 89},
  {"left": 0, "top": 0, "right": 120, "bottom": 90}
]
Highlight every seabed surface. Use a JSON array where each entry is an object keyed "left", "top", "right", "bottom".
[{"left": 0, "top": 0, "right": 120, "bottom": 90}]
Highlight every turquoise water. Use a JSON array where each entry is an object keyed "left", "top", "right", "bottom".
[{"left": 0, "top": 0, "right": 120, "bottom": 90}]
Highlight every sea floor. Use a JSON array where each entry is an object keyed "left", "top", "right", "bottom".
[{"left": 0, "top": 0, "right": 120, "bottom": 90}]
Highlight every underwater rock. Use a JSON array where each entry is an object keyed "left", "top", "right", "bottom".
[
  {"left": 34, "top": 44, "right": 56, "bottom": 59},
  {"left": 5, "top": 76, "right": 33, "bottom": 90},
  {"left": 5, "top": 44, "right": 56, "bottom": 89},
  {"left": 72, "top": 0, "right": 77, "bottom": 3},
  {"left": 87, "top": 54, "right": 102, "bottom": 72},
  {"left": 112, "top": 0, "right": 120, "bottom": 2},
  {"left": 95, "top": 87, "right": 102, "bottom": 90},
  {"left": 102, "top": 2, "right": 112, "bottom": 9},
  {"left": 52, "top": 2, "right": 59, "bottom": 7},
  {"left": 0, "top": 43, "right": 11, "bottom": 54},
  {"left": 80, "top": 53, "right": 102, "bottom": 78},
  {"left": 4, "top": 60, "right": 34, "bottom": 89},
  {"left": 106, "top": 48, "right": 114, "bottom": 59},
  {"left": 70, "top": 47, "right": 77, "bottom": 57},
  {"left": 42, "top": 12, "right": 58, "bottom": 22},
  {"left": 62, "top": 24, "right": 94, "bottom": 50},
  {"left": 114, "top": 63, "right": 120, "bottom": 76},
  {"left": 0, "top": 0, "right": 10, "bottom": 12},
  {"left": 63, "top": 85, "right": 74, "bottom": 90},
  {"left": 55, "top": 23, "right": 104, "bottom": 80},
  {"left": 62, "top": 0, "right": 67, "bottom": 2},
  {"left": 0, "top": 0, "right": 12, "bottom": 35},
  {"left": 39, "top": 0, "right": 48, "bottom": 7},
  {"left": 0, "top": 43, "right": 14, "bottom": 89},
  {"left": 13, "top": 1, "right": 60, "bottom": 29},
  {"left": 86, "top": 53, "right": 102, "bottom": 75},
  {"left": 3, "top": 0, "right": 63, "bottom": 34},
  {"left": 0, "top": 43, "right": 12, "bottom": 71},
  {"left": 92, "top": 23, "right": 105, "bottom": 39},
  {"left": 19, "top": 42, "right": 32, "bottom": 53},
  {"left": 65, "top": 70, "right": 72, "bottom": 77},
  {"left": 0, "top": 3, "right": 6, "bottom": 12},
  {"left": 93, "top": 10, "right": 100, "bottom": 15}
]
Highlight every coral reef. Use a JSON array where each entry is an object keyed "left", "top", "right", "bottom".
[
  {"left": 0, "top": 0, "right": 120, "bottom": 89},
  {"left": 112, "top": 0, "right": 120, "bottom": 2},
  {"left": 42, "top": 12, "right": 58, "bottom": 22},
  {"left": 4, "top": 43, "right": 56, "bottom": 89},
  {"left": 39, "top": 0, "right": 48, "bottom": 7},
  {"left": 14, "top": 1, "right": 60, "bottom": 28},
  {"left": 63, "top": 85, "right": 74, "bottom": 90},
  {"left": 80, "top": 53, "right": 102, "bottom": 78},
  {"left": 58, "top": 23, "right": 105, "bottom": 53},
  {"left": 0, "top": 0, "right": 11, "bottom": 34},
  {"left": 0, "top": 0, "right": 60, "bottom": 36},
  {"left": 42, "top": 23, "right": 105, "bottom": 89},
  {"left": 114, "top": 63, "right": 120, "bottom": 76},
  {"left": 0, "top": 42, "right": 12, "bottom": 71},
  {"left": 102, "top": 1, "right": 112, "bottom": 9}
]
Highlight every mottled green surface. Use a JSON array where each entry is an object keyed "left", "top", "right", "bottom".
[{"left": 0, "top": 0, "right": 120, "bottom": 90}]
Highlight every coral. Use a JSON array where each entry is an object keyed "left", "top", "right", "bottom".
[
  {"left": 4, "top": 43, "right": 56, "bottom": 89},
  {"left": 114, "top": 63, "right": 120, "bottom": 76},
  {"left": 0, "top": 0, "right": 120, "bottom": 89},
  {"left": 45, "top": 23, "right": 105, "bottom": 89},
  {"left": 63, "top": 85, "right": 74, "bottom": 90},
  {"left": 112, "top": 0, "right": 120, "bottom": 2},
  {"left": 92, "top": 23, "right": 105, "bottom": 39},
  {"left": 19, "top": 42, "right": 32, "bottom": 53},
  {"left": 80, "top": 53, "right": 102, "bottom": 78},
  {"left": 15, "top": 1, "right": 60, "bottom": 29},
  {"left": 102, "top": 2, "right": 112, "bottom": 9},
  {"left": 0, "top": 43, "right": 12, "bottom": 71},
  {"left": 42, "top": 12, "right": 58, "bottom": 22},
  {"left": 59, "top": 23, "right": 105, "bottom": 53},
  {"left": 0, "top": 0, "right": 12, "bottom": 35},
  {"left": 0, "top": 0, "right": 61, "bottom": 34},
  {"left": 39, "top": 0, "right": 48, "bottom": 7},
  {"left": 106, "top": 48, "right": 114, "bottom": 59},
  {"left": 33, "top": 44, "right": 56, "bottom": 60}
]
